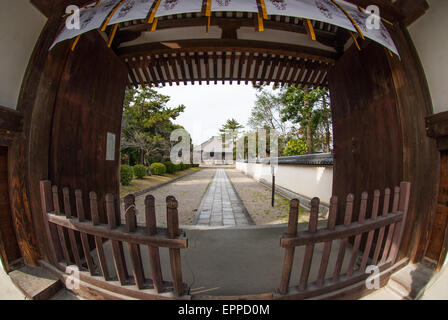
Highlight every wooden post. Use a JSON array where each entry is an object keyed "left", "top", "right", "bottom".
[
  {"left": 347, "top": 192, "right": 368, "bottom": 276},
  {"left": 279, "top": 199, "right": 299, "bottom": 294},
  {"left": 124, "top": 194, "right": 146, "bottom": 289},
  {"left": 106, "top": 193, "right": 128, "bottom": 285},
  {"left": 145, "top": 195, "right": 164, "bottom": 293},
  {"left": 360, "top": 190, "right": 380, "bottom": 272},
  {"left": 167, "top": 196, "right": 183, "bottom": 297},
  {"left": 372, "top": 188, "right": 391, "bottom": 265},
  {"left": 299, "top": 197, "right": 320, "bottom": 290},
  {"left": 90, "top": 191, "right": 111, "bottom": 281},
  {"left": 316, "top": 196, "right": 338, "bottom": 287},
  {"left": 381, "top": 186, "right": 401, "bottom": 263},
  {"left": 332, "top": 193, "right": 354, "bottom": 282},
  {"left": 52, "top": 185, "right": 71, "bottom": 265},
  {"left": 63, "top": 187, "right": 83, "bottom": 269},
  {"left": 389, "top": 182, "right": 411, "bottom": 263},
  {"left": 39, "top": 181, "right": 61, "bottom": 265},
  {"left": 75, "top": 189, "right": 95, "bottom": 276}
]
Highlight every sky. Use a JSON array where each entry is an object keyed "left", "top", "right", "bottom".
[{"left": 158, "top": 83, "right": 262, "bottom": 145}]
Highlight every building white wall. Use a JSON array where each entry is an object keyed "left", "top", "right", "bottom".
[
  {"left": 408, "top": 0, "right": 448, "bottom": 114},
  {"left": 236, "top": 162, "right": 333, "bottom": 205},
  {"left": 0, "top": 1, "right": 46, "bottom": 109}
]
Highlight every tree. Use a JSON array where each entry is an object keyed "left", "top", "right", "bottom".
[
  {"left": 219, "top": 118, "right": 244, "bottom": 160},
  {"left": 280, "top": 85, "right": 327, "bottom": 154},
  {"left": 248, "top": 88, "right": 294, "bottom": 155},
  {"left": 248, "top": 89, "right": 290, "bottom": 136},
  {"left": 121, "top": 87, "right": 186, "bottom": 165},
  {"left": 311, "top": 89, "right": 332, "bottom": 153}
]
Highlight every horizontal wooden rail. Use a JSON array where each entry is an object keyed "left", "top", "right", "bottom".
[
  {"left": 280, "top": 212, "right": 404, "bottom": 248},
  {"left": 46, "top": 213, "right": 188, "bottom": 249}
]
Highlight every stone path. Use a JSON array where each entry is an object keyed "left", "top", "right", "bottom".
[
  {"left": 129, "top": 168, "right": 216, "bottom": 226},
  {"left": 194, "top": 169, "right": 251, "bottom": 226}
]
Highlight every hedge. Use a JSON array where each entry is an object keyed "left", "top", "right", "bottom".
[
  {"left": 163, "top": 161, "right": 178, "bottom": 174},
  {"left": 150, "top": 163, "right": 166, "bottom": 175},
  {"left": 120, "top": 165, "right": 134, "bottom": 185},
  {"left": 133, "top": 165, "right": 147, "bottom": 179}
]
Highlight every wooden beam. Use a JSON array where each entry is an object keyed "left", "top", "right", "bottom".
[
  {"left": 426, "top": 111, "right": 448, "bottom": 139},
  {"left": 118, "top": 39, "right": 336, "bottom": 64},
  {"left": 0, "top": 106, "right": 23, "bottom": 133},
  {"left": 395, "top": 0, "right": 429, "bottom": 26}
]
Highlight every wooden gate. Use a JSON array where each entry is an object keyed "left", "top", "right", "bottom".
[
  {"left": 39, "top": 180, "right": 189, "bottom": 300},
  {"left": 277, "top": 182, "right": 411, "bottom": 299}
]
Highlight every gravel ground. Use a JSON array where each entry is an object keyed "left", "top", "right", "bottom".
[
  {"left": 225, "top": 168, "right": 311, "bottom": 225},
  {"left": 127, "top": 168, "right": 216, "bottom": 226}
]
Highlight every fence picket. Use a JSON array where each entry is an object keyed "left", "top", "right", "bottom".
[
  {"left": 167, "top": 196, "right": 183, "bottom": 297},
  {"left": 389, "top": 182, "right": 411, "bottom": 263},
  {"left": 39, "top": 181, "right": 61, "bottom": 265},
  {"left": 52, "top": 185, "right": 72, "bottom": 266},
  {"left": 90, "top": 191, "right": 111, "bottom": 281},
  {"left": 279, "top": 199, "right": 299, "bottom": 294},
  {"left": 332, "top": 193, "right": 354, "bottom": 282},
  {"left": 360, "top": 190, "right": 380, "bottom": 272},
  {"left": 106, "top": 193, "right": 129, "bottom": 285},
  {"left": 145, "top": 195, "right": 164, "bottom": 293},
  {"left": 316, "top": 196, "right": 338, "bottom": 287},
  {"left": 347, "top": 192, "right": 368, "bottom": 276},
  {"left": 63, "top": 187, "right": 83, "bottom": 269},
  {"left": 299, "top": 197, "right": 320, "bottom": 290},
  {"left": 372, "top": 188, "right": 391, "bottom": 265},
  {"left": 381, "top": 186, "right": 400, "bottom": 263},
  {"left": 124, "top": 194, "right": 146, "bottom": 289},
  {"left": 75, "top": 190, "right": 95, "bottom": 276}
]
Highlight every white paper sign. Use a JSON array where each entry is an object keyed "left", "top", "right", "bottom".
[
  {"left": 50, "top": 0, "right": 120, "bottom": 49},
  {"left": 155, "top": 0, "right": 203, "bottom": 17},
  {"left": 109, "top": 0, "right": 156, "bottom": 25},
  {"left": 211, "top": 0, "right": 258, "bottom": 13},
  {"left": 106, "top": 132, "right": 116, "bottom": 161}
]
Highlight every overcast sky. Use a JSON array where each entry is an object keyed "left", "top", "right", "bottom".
[{"left": 158, "top": 83, "right": 262, "bottom": 145}]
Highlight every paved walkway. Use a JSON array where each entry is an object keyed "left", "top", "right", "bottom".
[
  {"left": 194, "top": 169, "right": 251, "bottom": 226},
  {"left": 129, "top": 168, "right": 216, "bottom": 226}
]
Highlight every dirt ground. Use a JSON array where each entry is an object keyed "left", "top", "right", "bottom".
[
  {"left": 225, "top": 168, "right": 310, "bottom": 225},
  {"left": 127, "top": 168, "right": 216, "bottom": 226},
  {"left": 119, "top": 168, "right": 199, "bottom": 197}
]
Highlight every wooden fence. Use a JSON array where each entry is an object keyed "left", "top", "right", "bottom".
[
  {"left": 277, "top": 182, "right": 411, "bottom": 299},
  {"left": 39, "top": 180, "right": 189, "bottom": 299}
]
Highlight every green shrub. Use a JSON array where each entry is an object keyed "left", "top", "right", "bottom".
[
  {"left": 133, "top": 165, "right": 147, "bottom": 179},
  {"left": 282, "top": 139, "right": 308, "bottom": 157},
  {"left": 179, "top": 162, "right": 191, "bottom": 170},
  {"left": 164, "top": 161, "right": 178, "bottom": 174},
  {"left": 120, "top": 165, "right": 134, "bottom": 185},
  {"left": 150, "top": 163, "right": 166, "bottom": 175},
  {"left": 175, "top": 163, "right": 183, "bottom": 171}
]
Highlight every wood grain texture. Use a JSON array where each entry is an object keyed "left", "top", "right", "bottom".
[
  {"left": 387, "top": 25, "right": 439, "bottom": 263},
  {"left": 49, "top": 32, "right": 127, "bottom": 225}
]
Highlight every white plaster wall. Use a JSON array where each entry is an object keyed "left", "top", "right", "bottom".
[
  {"left": 0, "top": 1, "right": 46, "bottom": 109},
  {"left": 236, "top": 162, "right": 333, "bottom": 204},
  {"left": 408, "top": 0, "right": 448, "bottom": 114}
]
